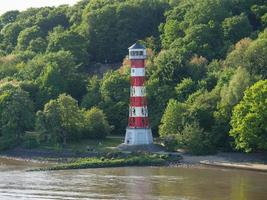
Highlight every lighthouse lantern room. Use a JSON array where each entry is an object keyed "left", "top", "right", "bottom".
[{"left": 124, "top": 42, "right": 153, "bottom": 145}]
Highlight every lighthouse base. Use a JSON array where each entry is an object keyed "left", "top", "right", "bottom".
[{"left": 124, "top": 128, "right": 153, "bottom": 145}]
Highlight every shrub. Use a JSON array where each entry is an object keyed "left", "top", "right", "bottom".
[
  {"left": 182, "top": 122, "right": 215, "bottom": 155},
  {"left": 21, "top": 132, "right": 40, "bottom": 149},
  {"left": 82, "top": 107, "right": 111, "bottom": 139},
  {"left": 161, "top": 134, "right": 180, "bottom": 152}
]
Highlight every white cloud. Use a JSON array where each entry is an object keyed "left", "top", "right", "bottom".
[{"left": 0, "top": 0, "right": 79, "bottom": 14}]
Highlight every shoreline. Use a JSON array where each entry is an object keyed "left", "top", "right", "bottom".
[
  {"left": 180, "top": 152, "right": 267, "bottom": 172},
  {"left": 1, "top": 148, "right": 267, "bottom": 172}
]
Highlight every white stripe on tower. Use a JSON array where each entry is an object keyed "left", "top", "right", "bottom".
[
  {"left": 129, "top": 106, "right": 148, "bottom": 117},
  {"left": 131, "top": 68, "right": 145, "bottom": 77},
  {"left": 130, "top": 86, "right": 146, "bottom": 97}
]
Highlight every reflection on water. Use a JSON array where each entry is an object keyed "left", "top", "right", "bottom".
[{"left": 0, "top": 158, "right": 267, "bottom": 200}]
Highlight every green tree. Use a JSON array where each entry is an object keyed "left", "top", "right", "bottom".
[
  {"left": 35, "top": 6, "right": 69, "bottom": 33},
  {"left": 181, "top": 121, "right": 214, "bottom": 155},
  {"left": 36, "top": 94, "right": 83, "bottom": 145},
  {"left": 16, "top": 25, "right": 43, "bottom": 51},
  {"left": 99, "top": 70, "right": 129, "bottom": 134},
  {"left": 18, "top": 51, "right": 86, "bottom": 106},
  {"left": 81, "top": 0, "right": 168, "bottom": 62},
  {"left": 1, "top": 23, "right": 22, "bottom": 53},
  {"left": 146, "top": 78, "right": 175, "bottom": 133},
  {"left": 47, "top": 28, "right": 89, "bottom": 66},
  {"left": 222, "top": 13, "right": 252, "bottom": 43},
  {"left": 175, "top": 78, "right": 196, "bottom": 102},
  {"left": 159, "top": 99, "right": 187, "bottom": 137},
  {"left": 28, "top": 37, "right": 47, "bottom": 53},
  {"left": 230, "top": 80, "right": 267, "bottom": 152},
  {"left": 245, "top": 37, "right": 267, "bottom": 78},
  {"left": 81, "top": 75, "right": 101, "bottom": 109},
  {"left": 82, "top": 107, "right": 111, "bottom": 139},
  {"left": 214, "top": 67, "right": 251, "bottom": 149},
  {"left": 0, "top": 82, "right": 35, "bottom": 149},
  {"left": 0, "top": 10, "right": 20, "bottom": 27}
]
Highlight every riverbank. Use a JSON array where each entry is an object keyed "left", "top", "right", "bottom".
[
  {"left": 1, "top": 146, "right": 267, "bottom": 172},
  {"left": 179, "top": 152, "right": 267, "bottom": 172}
]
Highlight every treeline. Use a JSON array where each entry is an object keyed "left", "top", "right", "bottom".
[{"left": 0, "top": 0, "right": 266, "bottom": 153}]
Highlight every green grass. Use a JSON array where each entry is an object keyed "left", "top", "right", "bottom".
[
  {"left": 37, "top": 136, "right": 123, "bottom": 153},
  {"left": 32, "top": 152, "right": 182, "bottom": 171},
  {"left": 69, "top": 137, "right": 123, "bottom": 152}
]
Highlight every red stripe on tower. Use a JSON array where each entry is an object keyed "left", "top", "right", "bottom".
[
  {"left": 128, "top": 46, "right": 148, "bottom": 128},
  {"left": 124, "top": 42, "right": 153, "bottom": 145}
]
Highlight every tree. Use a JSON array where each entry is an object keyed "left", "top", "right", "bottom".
[
  {"left": 222, "top": 13, "right": 252, "bottom": 43},
  {"left": 81, "top": 75, "right": 101, "bottom": 109},
  {"left": 146, "top": 78, "right": 175, "bottom": 134},
  {"left": 28, "top": 37, "right": 47, "bottom": 53},
  {"left": 224, "top": 38, "right": 252, "bottom": 69},
  {"left": 181, "top": 121, "right": 214, "bottom": 155},
  {"left": 230, "top": 80, "right": 267, "bottom": 152},
  {"left": 35, "top": 6, "right": 69, "bottom": 33},
  {"left": 0, "top": 55, "right": 18, "bottom": 79},
  {"left": 18, "top": 51, "right": 86, "bottom": 106},
  {"left": 245, "top": 37, "right": 267, "bottom": 78},
  {"left": 0, "top": 10, "right": 20, "bottom": 27},
  {"left": 213, "top": 67, "right": 251, "bottom": 149},
  {"left": 175, "top": 78, "right": 197, "bottom": 102},
  {"left": 81, "top": 0, "right": 168, "bottom": 62},
  {"left": 16, "top": 25, "right": 43, "bottom": 51},
  {"left": 99, "top": 70, "right": 129, "bottom": 134},
  {"left": 47, "top": 28, "right": 89, "bottom": 66},
  {"left": 0, "top": 82, "right": 35, "bottom": 149},
  {"left": 181, "top": 23, "right": 223, "bottom": 59},
  {"left": 159, "top": 99, "right": 187, "bottom": 137},
  {"left": 82, "top": 107, "right": 111, "bottom": 139},
  {"left": 36, "top": 94, "right": 83, "bottom": 145},
  {"left": 1, "top": 23, "right": 22, "bottom": 53}
]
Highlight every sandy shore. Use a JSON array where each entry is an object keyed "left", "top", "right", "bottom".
[{"left": 179, "top": 152, "right": 267, "bottom": 172}]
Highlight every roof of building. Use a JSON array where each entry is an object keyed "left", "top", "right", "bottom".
[{"left": 128, "top": 42, "right": 145, "bottom": 50}]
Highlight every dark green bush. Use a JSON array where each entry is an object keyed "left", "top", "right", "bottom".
[
  {"left": 182, "top": 122, "right": 215, "bottom": 155},
  {"left": 21, "top": 132, "right": 40, "bottom": 149},
  {"left": 161, "top": 134, "right": 179, "bottom": 152}
]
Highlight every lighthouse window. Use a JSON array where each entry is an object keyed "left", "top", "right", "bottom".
[{"left": 130, "top": 51, "right": 144, "bottom": 56}]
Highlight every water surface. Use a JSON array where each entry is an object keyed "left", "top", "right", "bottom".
[{"left": 0, "top": 158, "right": 267, "bottom": 200}]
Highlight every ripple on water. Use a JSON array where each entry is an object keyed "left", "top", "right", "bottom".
[{"left": 1, "top": 160, "right": 267, "bottom": 200}]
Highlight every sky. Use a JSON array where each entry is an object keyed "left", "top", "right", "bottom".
[{"left": 0, "top": 0, "right": 80, "bottom": 14}]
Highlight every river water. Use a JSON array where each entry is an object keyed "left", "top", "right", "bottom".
[{"left": 0, "top": 158, "right": 267, "bottom": 200}]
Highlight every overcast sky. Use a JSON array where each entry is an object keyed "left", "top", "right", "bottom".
[{"left": 0, "top": 0, "right": 80, "bottom": 14}]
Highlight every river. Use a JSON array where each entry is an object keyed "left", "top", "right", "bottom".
[{"left": 0, "top": 157, "right": 267, "bottom": 200}]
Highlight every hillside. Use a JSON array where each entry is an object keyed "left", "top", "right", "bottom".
[{"left": 0, "top": 0, "right": 266, "bottom": 154}]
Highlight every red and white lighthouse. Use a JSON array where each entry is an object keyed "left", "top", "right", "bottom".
[{"left": 124, "top": 42, "right": 153, "bottom": 145}]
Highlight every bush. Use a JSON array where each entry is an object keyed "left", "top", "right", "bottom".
[
  {"left": 161, "top": 134, "right": 180, "bottom": 152},
  {"left": 182, "top": 122, "right": 215, "bottom": 155},
  {"left": 0, "top": 136, "right": 16, "bottom": 151},
  {"left": 82, "top": 107, "right": 111, "bottom": 139},
  {"left": 21, "top": 132, "right": 40, "bottom": 149}
]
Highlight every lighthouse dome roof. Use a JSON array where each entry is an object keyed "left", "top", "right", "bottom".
[{"left": 128, "top": 42, "right": 145, "bottom": 50}]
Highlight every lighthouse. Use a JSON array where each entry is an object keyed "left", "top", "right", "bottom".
[{"left": 124, "top": 42, "right": 153, "bottom": 145}]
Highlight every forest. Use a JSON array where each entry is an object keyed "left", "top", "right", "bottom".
[{"left": 0, "top": 0, "right": 266, "bottom": 154}]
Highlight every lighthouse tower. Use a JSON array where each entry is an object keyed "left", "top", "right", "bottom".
[{"left": 124, "top": 42, "right": 153, "bottom": 145}]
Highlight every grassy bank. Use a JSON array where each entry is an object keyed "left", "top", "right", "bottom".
[
  {"left": 32, "top": 152, "right": 181, "bottom": 171},
  {"left": 38, "top": 137, "right": 123, "bottom": 153}
]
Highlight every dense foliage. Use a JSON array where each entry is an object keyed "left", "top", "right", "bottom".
[{"left": 0, "top": 0, "right": 266, "bottom": 154}]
